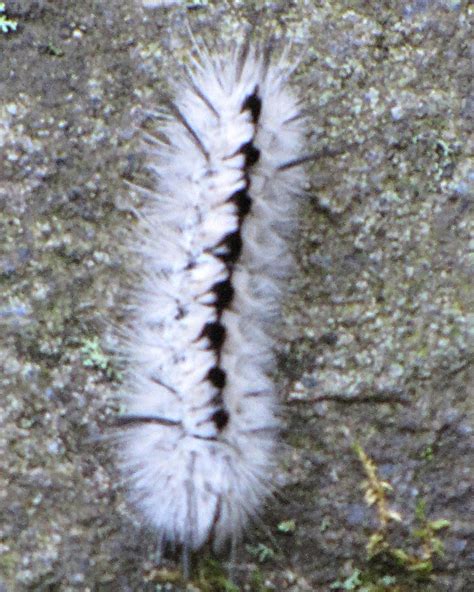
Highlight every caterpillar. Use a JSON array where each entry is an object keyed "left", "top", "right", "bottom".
[{"left": 118, "top": 37, "right": 307, "bottom": 564}]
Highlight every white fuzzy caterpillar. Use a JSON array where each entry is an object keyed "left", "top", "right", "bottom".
[{"left": 119, "top": 39, "right": 307, "bottom": 559}]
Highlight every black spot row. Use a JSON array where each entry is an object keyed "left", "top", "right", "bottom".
[{"left": 200, "top": 88, "right": 262, "bottom": 432}]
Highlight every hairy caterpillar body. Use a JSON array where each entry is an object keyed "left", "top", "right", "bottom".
[{"left": 119, "top": 40, "right": 307, "bottom": 557}]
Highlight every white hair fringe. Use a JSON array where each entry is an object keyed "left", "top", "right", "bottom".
[{"left": 118, "top": 35, "right": 308, "bottom": 563}]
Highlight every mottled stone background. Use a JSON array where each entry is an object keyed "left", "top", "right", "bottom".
[{"left": 0, "top": 1, "right": 472, "bottom": 591}]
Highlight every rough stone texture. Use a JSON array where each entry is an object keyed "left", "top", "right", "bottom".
[{"left": 0, "top": 1, "right": 472, "bottom": 591}]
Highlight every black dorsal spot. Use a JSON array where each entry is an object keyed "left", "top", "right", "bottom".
[
  {"left": 212, "top": 279, "right": 234, "bottom": 312},
  {"left": 229, "top": 188, "right": 252, "bottom": 220},
  {"left": 175, "top": 305, "right": 186, "bottom": 320},
  {"left": 239, "top": 141, "right": 260, "bottom": 167},
  {"left": 207, "top": 366, "right": 227, "bottom": 389},
  {"left": 211, "top": 408, "right": 230, "bottom": 431},
  {"left": 215, "top": 230, "right": 242, "bottom": 264},
  {"left": 200, "top": 321, "right": 226, "bottom": 350},
  {"left": 241, "top": 86, "right": 262, "bottom": 124}
]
